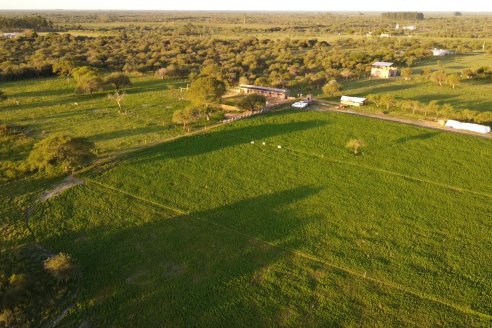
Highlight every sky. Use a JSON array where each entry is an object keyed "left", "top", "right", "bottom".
[{"left": 1, "top": 0, "right": 491, "bottom": 12}]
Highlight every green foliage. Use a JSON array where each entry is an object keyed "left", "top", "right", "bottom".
[
  {"left": 430, "top": 70, "right": 448, "bottom": 86},
  {"left": 322, "top": 80, "right": 341, "bottom": 97},
  {"left": 401, "top": 67, "right": 413, "bottom": 80},
  {"left": 238, "top": 94, "right": 267, "bottom": 112},
  {"left": 0, "top": 15, "right": 54, "bottom": 30},
  {"left": 28, "top": 134, "right": 96, "bottom": 173},
  {"left": 446, "top": 74, "right": 461, "bottom": 89},
  {"left": 172, "top": 107, "right": 200, "bottom": 131},
  {"left": 104, "top": 73, "right": 131, "bottom": 91},
  {"left": 187, "top": 76, "right": 226, "bottom": 108},
  {"left": 52, "top": 60, "right": 75, "bottom": 78}
]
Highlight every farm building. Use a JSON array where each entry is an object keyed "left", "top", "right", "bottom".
[
  {"left": 2, "top": 33, "right": 22, "bottom": 39},
  {"left": 238, "top": 85, "right": 289, "bottom": 99},
  {"left": 371, "top": 62, "right": 398, "bottom": 78},
  {"left": 340, "top": 96, "right": 367, "bottom": 107},
  {"left": 432, "top": 48, "right": 455, "bottom": 56}
]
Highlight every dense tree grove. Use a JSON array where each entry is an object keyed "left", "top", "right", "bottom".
[
  {"left": 381, "top": 12, "right": 425, "bottom": 21},
  {"left": 1, "top": 31, "right": 488, "bottom": 95},
  {"left": 0, "top": 15, "right": 54, "bottom": 31}
]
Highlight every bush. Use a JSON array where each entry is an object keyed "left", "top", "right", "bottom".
[
  {"left": 44, "top": 253, "right": 74, "bottom": 283},
  {"left": 346, "top": 139, "right": 366, "bottom": 155}
]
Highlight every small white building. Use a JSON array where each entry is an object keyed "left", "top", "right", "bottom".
[
  {"left": 403, "top": 26, "right": 417, "bottom": 31},
  {"left": 2, "top": 33, "right": 21, "bottom": 39},
  {"left": 432, "top": 48, "right": 455, "bottom": 56},
  {"left": 445, "top": 120, "right": 491, "bottom": 134},
  {"left": 340, "top": 96, "right": 367, "bottom": 107},
  {"left": 371, "top": 62, "right": 398, "bottom": 78}
]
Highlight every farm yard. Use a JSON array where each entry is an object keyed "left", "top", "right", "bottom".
[{"left": 24, "top": 110, "right": 492, "bottom": 327}]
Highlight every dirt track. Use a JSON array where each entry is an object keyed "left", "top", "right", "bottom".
[{"left": 315, "top": 101, "right": 492, "bottom": 140}]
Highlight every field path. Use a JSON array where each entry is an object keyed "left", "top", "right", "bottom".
[
  {"left": 23, "top": 175, "right": 84, "bottom": 328},
  {"left": 39, "top": 175, "right": 84, "bottom": 202},
  {"left": 315, "top": 101, "right": 492, "bottom": 139}
]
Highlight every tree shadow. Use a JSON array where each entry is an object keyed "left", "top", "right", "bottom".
[
  {"left": 0, "top": 93, "right": 105, "bottom": 113},
  {"left": 35, "top": 185, "right": 347, "bottom": 326},
  {"left": 123, "top": 119, "right": 328, "bottom": 165},
  {"left": 395, "top": 132, "right": 437, "bottom": 144},
  {"left": 90, "top": 125, "right": 171, "bottom": 143}
]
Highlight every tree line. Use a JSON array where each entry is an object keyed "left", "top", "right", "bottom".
[
  {"left": 0, "top": 15, "right": 54, "bottom": 31},
  {"left": 381, "top": 12, "right": 425, "bottom": 21}
]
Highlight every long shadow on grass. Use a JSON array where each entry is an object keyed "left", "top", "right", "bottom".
[
  {"left": 395, "top": 132, "right": 437, "bottom": 144},
  {"left": 34, "top": 185, "right": 360, "bottom": 326},
  {"left": 123, "top": 119, "right": 328, "bottom": 165},
  {"left": 90, "top": 125, "right": 170, "bottom": 143},
  {"left": 0, "top": 93, "right": 106, "bottom": 113}
]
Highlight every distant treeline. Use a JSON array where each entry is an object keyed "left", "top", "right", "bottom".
[
  {"left": 0, "top": 15, "right": 54, "bottom": 31},
  {"left": 382, "top": 12, "right": 425, "bottom": 21}
]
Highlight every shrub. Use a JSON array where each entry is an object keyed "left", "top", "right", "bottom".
[
  {"left": 346, "top": 139, "right": 366, "bottom": 155},
  {"left": 43, "top": 253, "right": 74, "bottom": 283}
]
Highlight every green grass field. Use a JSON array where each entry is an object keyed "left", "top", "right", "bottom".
[
  {"left": 338, "top": 54, "right": 492, "bottom": 112},
  {"left": 0, "top": 76, "right": 192, "bottom": 154},
  {"left": 29, "top": 110, "right": 492, "bottom": 327}
]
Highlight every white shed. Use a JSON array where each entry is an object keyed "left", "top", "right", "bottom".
[{"left": 340, "top": 96, "right": 367, "bottom": 107}]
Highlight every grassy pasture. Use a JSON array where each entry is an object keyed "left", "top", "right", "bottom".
[
  {"left": 31, "top": 110, "right": 492, "bottom": 326},
  {"left": 0, "top": 76, "right": 193, "bottom": 155},
  {"left": 337, "top": 53, "right": 492, "bottom": 112}
]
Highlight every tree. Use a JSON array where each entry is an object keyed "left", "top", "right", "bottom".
[
  {"left": 172, "top": 107, "right": 200, "bottom": 131},
  {"left": 187, "top": 76, "right": 226, "bottom": 109},
  {"left": 71, "top": 66, "right": 98, "bottom": 82},
  {"left": 401, "top": 68, "right": 413, "bottom": 80},
  {"left": 0, "top": 90, "right": 7, "bottom": 101},
  {"left": 238, "top": 76, "right": 250, "bottom": 85},
  {"left": 104, "top": 73, "right": 131, "bottom": 91},
  {"left": 44, "top": 253, "right": 74, "bottom": 283},
  {"left": 426, "top": 100, "right": 440, "bottom": 118},
  {"left": 421, "top": 68, "right": 432, "bottom": 79},
  {"left": 107, "top": 91, "right": 127, "bottom": 111},
  {"left": 367, "top": 94, "right": 383, "bottom": 110},
  {"left": 345, "top": 139, "right": 366, "bottom": 155},
  {"left": 406, "top": 100, "right": 422, "bottom": 115},
  {"left": 461, "top": 68, "right": 475, "bottom": 80},
  {"left": 322, "top": 80, "right": 341, "bottom": 97},
  {"left": 52, "top": 60, "right": 75, "bottom": 78},
  {"left": 238, "top": 94, "right": 267, "bottom": 112},
  {"left": 76, "top": 75, "right": 104, "bottom": 95},
  {"left": 340, "top": 68, "right": 353, "bottom": 80},
  {"left": 28, "top": 134, "right": 96, "bottom": 173},
  {"left": 380, "top": 94, "right": 395, "bottom": 112},
  {"left": 446, "top": 74, "right": 460, "bottom": 89},
  {"left": 155, "top": 67, "right": 168, "bottom": 79},
  {"left": 430, "top": 70, "right": 448, "bottom": 86}
]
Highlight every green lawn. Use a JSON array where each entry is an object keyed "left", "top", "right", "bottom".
[
  {"left": 31, "top": 110, "right": 492, "bottom": 327},
  {"left": 338, "top": 53, "right": 492, "bottom": 112}
]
